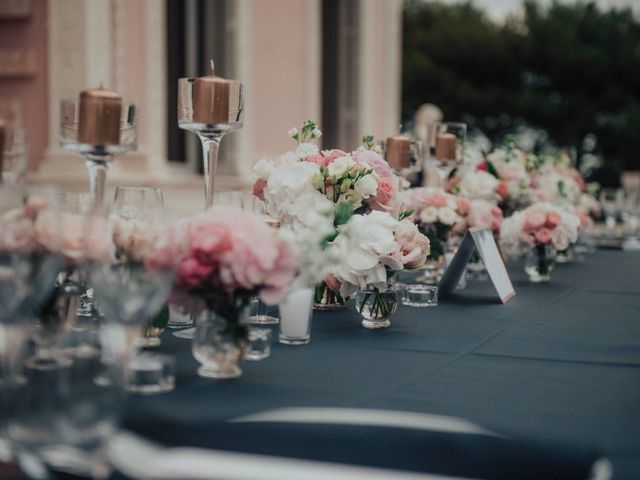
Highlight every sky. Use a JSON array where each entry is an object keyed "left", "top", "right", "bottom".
[{"left": 437, "top": 0, "right": 640, "bottom": 22}]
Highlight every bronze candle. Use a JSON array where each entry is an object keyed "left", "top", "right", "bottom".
[
  {"left": 193, "top": 75, "right": 230, "bottom": 124},
  {"left": 386, "top": 135, "right": 412, "bottom": 168},
  {"left": 435, "top": 132, "right": 457, "bottom": 161},
  {"left": 78, "top": 87, "right": 122, "bottom": 145}
]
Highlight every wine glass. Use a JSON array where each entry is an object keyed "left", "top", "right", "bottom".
[
  {"left": 89, "top": 196, "right": 175, "bottom": 394},
  {"left": 112, "top": 186, "right": 169, "bottom": 348},
  {"left": 0, "top": 185, "right": 64, "bottom": 474},
  {"left": 4, "top": 312, "right": 126, "bottom": 479}
]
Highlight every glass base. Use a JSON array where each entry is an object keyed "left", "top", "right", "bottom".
[
  {"left": 173, "top": 327, "right": 195, "bottom": 339},
  {"left": 313, "top": 303, "right": 347, "bottom": 311},
  {"left": 402, "top": 300, "right": 438, "bottom": 307},
  {"left": 137, "top": 336, "right": 161, "bottom": 348},
  {"left": 197, "top": 365, "right": 242, "bottom": 379},
  {"left": 126, "top": 377, "right": 175, "bottom": 394},
  {"left": 528, "top": 274, "right": 551, "bottom": 283},
  {"left": 278, "top": 335, "right": 310, "bottom": 345},
  {"left": 167, "top": 319, "right": 194, "bottom": 329},
  {"left": 361, "top": 319, "right": 391, "bottom": 329},
  {"left": 250, "top": 314, "right": 279, "bottom": 325},
  {"left": 25, "top": 353, "right": 73, "bottom": 371}
]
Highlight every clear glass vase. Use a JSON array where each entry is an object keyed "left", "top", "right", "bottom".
[
  {"left": 355, "top": 286, "right": 398, "bottom": 329},
  {"left": 555, "top": 245, "right": 575, "bottom": 264},
  {"left": 192, "top": 310, "right": 248, "bottom": 379},
  {"left": 313, "top": 281, "right": 347, "bottom": 310},
  {"left": 525, "top": 244, "right": 556, "bottom": 283}
]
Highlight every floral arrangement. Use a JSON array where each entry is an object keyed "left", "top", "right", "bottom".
[
  {"left": 466, "top": 199, "right": 503, "bottom": 234},
  {"left": 252, "top": 121, "right": 402, "bottom": 229},
  {"left": 499, "top": 203, "right": 580, "bottom": 257},
  {"left": 0, "top": 196, "right": 114, "bottom": 263},
  {"left": 397, "top": 187, "right": 469, "bottom": 258},
  {"left": 330, "top": 210, "right": 430, "bottom": 298},
  {"left": 147, "top": 205, "right": 295, "bottom": 322},
  {"left": 447, "top": 167, "right": 499, "bottom": 203}
]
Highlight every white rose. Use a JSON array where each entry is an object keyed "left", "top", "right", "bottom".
[
  {"left": 353, "top": 174, "right": 378, "bottom": 200},
  {"left": 327, "top": 155, "right": 355, "bottom": 177},
  {"left": 438, "top": 207, "right": 458, "bottom": 226},
  {"left": 419, "top": 206, "right": 438, "bottom": 224}
]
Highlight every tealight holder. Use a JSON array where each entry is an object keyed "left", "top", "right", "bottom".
[
  {"left": 177, "top": 75, "right": 244, "bottom": 209},
  {"left": 60, "top": 98, "right": 137, "bottom": 204}
]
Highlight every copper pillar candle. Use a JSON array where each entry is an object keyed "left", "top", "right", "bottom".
[
  {"left": 78, "top": 87, "right": 123, "bottom": 145},
  {"left": 193, "top": 75, "right": 230, "bottom": 124},
  {"left": 435, "top": 133, "right": 457, "bottom": 162},
  {"left": 385, "top": 136, "right": 412, "bottom": 168}
]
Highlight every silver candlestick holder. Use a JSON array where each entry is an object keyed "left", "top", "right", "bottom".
[
  {"left": 177, "top": 74, "right": 244, "bottom": 209},
  {"left": 59, "top": 97, "right": 137, "bottom": 204}
]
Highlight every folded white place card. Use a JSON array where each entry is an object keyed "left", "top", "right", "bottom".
[{"left": 438, "top": 227, "right": 516, "bottom": 304}]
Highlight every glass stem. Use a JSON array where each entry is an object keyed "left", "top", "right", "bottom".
[
  {"left": 85, "top": 155, "right": 112, "bottom": 205},
  {"left": 199, "top": 135, "right": 223, "bottom": 209}
]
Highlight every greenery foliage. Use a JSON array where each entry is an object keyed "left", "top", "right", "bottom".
[{"left": 402, "top": 0, "right": 640, "bottom": 178}]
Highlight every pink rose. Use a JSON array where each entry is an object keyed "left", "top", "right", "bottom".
[
  {"left": 370, "top": 180, "right": 395, "bottom": 211},
  {"left": 252, "top": 178, "right": 267, "bottom": 201},
  {"left": 429, "top": 192, "right": 449, "bottom": 208},
  {"left": 524, "top": 209, "right": 546, "bottom": 230},
  {"left": 534, "top": 228, "right": 553, "bottom": 245},
  {"left": 456, "top": 197, "right": 471, "bottom": 216},
  {"left": 496, "top": 181, "right": 509, "bottom": 199},
  {"left": 545, "top": 212, "right": 561, "bottom": 228}
]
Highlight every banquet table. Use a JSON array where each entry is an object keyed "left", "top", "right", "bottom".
[{"left": 118, "top": 249, "right": 640, "bottom": 479}]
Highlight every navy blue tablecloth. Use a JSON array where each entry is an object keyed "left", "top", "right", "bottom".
[{"left": 122, "top": 250, "right": 640, "bottom": 479}]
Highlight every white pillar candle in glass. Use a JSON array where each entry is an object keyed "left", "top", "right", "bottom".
[{"left": 279, "top": 287, "right": 314, "bottom": 345}]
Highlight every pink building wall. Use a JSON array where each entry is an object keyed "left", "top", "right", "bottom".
[{"left": 0, "top": 0, "right": 48, "bottom": 170}]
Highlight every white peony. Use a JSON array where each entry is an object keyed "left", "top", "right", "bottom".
[
  {"left": 456, "top": 169, "right": 499, "bottom": 201},
  {"left": 438, "top": 207, "right": 458, "bottom": 226},
  {"left": 419, "top": 206, "right": 438, "bottom": 224},
  {"left": 327, "top": 155, "right": 355, "bottom": 177},
  {"left": 295, "top": 142, "right": 319, "bottom": 159},
  {"left": 353, "top": 174, "right": 378, "bottom": 200},
  {"left": 332, "top": 211, "right": 399, "bottom": 297}
]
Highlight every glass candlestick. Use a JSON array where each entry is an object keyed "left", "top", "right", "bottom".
[
  {"left": 177, "top": 76, "right": 244, "bottom": 209},
  {"left": 59, "top": 98, "right": 138, "bottom": 204}
]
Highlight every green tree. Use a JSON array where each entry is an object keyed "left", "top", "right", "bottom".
[{"left": 402, "top": 0, "right": 640, "bottom": 181}]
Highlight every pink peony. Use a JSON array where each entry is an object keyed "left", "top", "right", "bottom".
[
  {"left": 322, "top": 149, "right": 348, "bottom": 167},
  {"left": 353, "top": 148, "right": 394, "bottom": 180},
  {"left": 178, "top": 258, "right": 213, "bottom": 287}
]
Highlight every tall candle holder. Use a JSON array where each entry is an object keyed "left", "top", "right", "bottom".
[
  {"left": 177, "top": 69, "right": 244, "bottom": 209},
  {"left": 425, "top": 122, "right": 466, "bottom": 187},
  {"left": 60, "top": 93, "right": 137, "bottom": 204}
]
